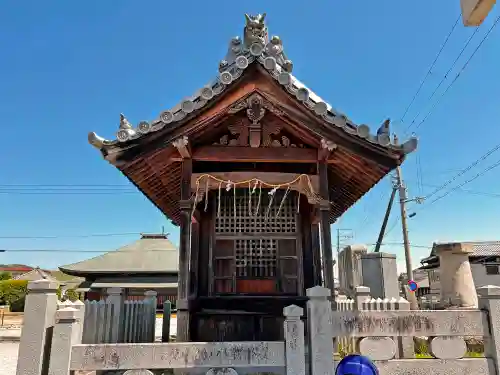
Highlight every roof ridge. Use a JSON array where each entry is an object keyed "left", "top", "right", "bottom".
[{"left": 88, "top": 13, "right": 418, "bottom": 157}]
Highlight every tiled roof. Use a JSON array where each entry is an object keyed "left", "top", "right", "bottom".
[
  {"left": 423, "top": 241, "right": 500, "bottom": 264},
  {"left": 0, "top": 266, "right": 34, "bottom": 272},
  {"left": 88, "top": 13, "right": 418, "bottom": 156},
  {"left": 470, "top": 241, "right": 500, "bottom": 257},
  {"left": 13, "top": 268, "right": 57, "bottom": 282},
  {"left": 59, "top": 234, "right": 178, "bottom": 275}
]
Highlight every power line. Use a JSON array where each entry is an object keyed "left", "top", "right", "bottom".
[
  {"left": 405, "top": 179, "right": 500, "bottom": 198},
  {"left": 413, "top": 14, "right": 500, "bottom": 131},
  {"left": 405, "top": 26, "right": 481, "bottom": 132},
  {"left": 0, "top": 232, "right": 143, "bottom": 239},
  {"left": 422, "top": 143, "right": 500, "bottom": 200},
  {"left": 0, "top": 190, "right": 138, "bottom": 195},
  {"left": 0, "top": 242, "right": 432, "bottom": 253},
  {"left": 399, "top": 15, "right": 461, "bottom": 122},
  {"left": 0, "top": 184, "right": 131, "bottom": 187},
  {"left": 426, "top": 158, "right": 500, "bottom": 207}
]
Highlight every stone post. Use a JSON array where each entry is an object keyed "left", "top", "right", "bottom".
[
  {"left": 106, "top": 287, "right": 125, "bottom": 342},
  {"left": 435, "top": 242, "right": 478, "bottom": 308},
  {"left": 353, "top": 286, "right": 370, "bottom": 310},
  {"left": 283, "top": 305, "right": 305, "bottom": 375},
  {"left": 144, "top": 290, "right": 158, "bottom": 342},
  {"left": 16, "top": 279, "right": 59, "bottom": 375},
  {"left": 360, "top": 252, "right": 399, "bottom": 299},
  {"left": 306, "top": 286, "right": 334, "bottom": 375},
  {"left": 47, "top": 307, "right": 81, "bottom": 375},
  {"left": 395, "top": 296, "right": 415, "bottom": 359},
  {"left": 72, "top": 299, "right": 86, "bottom": 343},
  {"left": 477, "top": 285, "right": 500, "bottom": 372}
]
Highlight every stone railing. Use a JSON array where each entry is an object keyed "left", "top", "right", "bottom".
[
  {"left": 14, "top": 278, "right": 500, "bottom": 375},
  {"left": 335, "top": 286, "right": 414, "bottom": 358},
  {"left": 16, "top": 279, "right": 305, "bottom": 375},
  {"left": 308, "top": 285, "right": 500, "bottom": 375}
]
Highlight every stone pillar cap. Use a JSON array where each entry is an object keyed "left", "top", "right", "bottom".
[
  {"left": 106, "top": 287, "right": 123, "bottom": 295},
  {"left": 283, "top": 304, "right": 303, "bottom": 317},
  {"left": 434, "top": 242, "right": 474, "bottom": 255},
  {"left": 28, "top": 278, "right": 59, "bottom": 291},
  {"left": 477, "top": 285, "right": 500, "bottom": 297},
  {"left": 306, "top": 285, "right": 330, "bottom": 298}
]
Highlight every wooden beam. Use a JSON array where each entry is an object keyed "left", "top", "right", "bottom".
[
  {"left": 191, "top": 171, "right": 319, "bottom": 193},
  {"left": 190, "top": 146, "right": 319, "bottom": 163},
  {"left": 172, "top": 136, "right": 191, "bottom": 159}
]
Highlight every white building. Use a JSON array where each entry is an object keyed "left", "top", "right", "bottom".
[{"left": 420, "top": 241, "right": 500, "bottom": 302}]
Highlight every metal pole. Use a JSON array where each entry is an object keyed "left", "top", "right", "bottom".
[
  {"left": 395, "top": 166, "right": 413, "bottom": 283},
  {"left": 374, "top": 187, "right": 398, "bottom": 253}
]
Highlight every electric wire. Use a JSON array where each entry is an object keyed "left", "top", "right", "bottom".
[
  {"left": 405, "top": 26, "right": 481, "bottom": 133},
  {"left": 399, "top": 14, "right": 461, "bottom": 122},
  {"left": 0, "top": 232, "right": 143, "bottom": 239},
  {"left": 0, "top": 242, "right": 432, "bottom": 253},
  {"left": 422, "top": 142, "right": 500, "bottom": 200},
  {"left": 426, "top": 158, "right": 500, "bottom": 207},
  {"left": 413, "top": 14, "right": 500, "bottom": 131}
]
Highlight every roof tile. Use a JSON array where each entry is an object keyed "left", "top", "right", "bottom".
[{"left": 88, "top": 14, "right": 417, "bottom": 156}]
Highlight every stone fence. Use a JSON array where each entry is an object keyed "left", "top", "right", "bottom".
[
  {"left": 335, "top": 286, "right": 414, "bottom": 358},
  {"left": 16, "top": 279, "right": 305, "bottom": 375},
  {"left": 14, "top": 279, "right": 500, "bottom": 375},
  {"left": 309, "top": 285, "right": 500, "bottom": 375}
]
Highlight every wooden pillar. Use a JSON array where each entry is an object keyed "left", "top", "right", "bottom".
[
  {"left": 317, "top": 162, "right": 335, "bottom": 295},
  {"left": 177, "top": 157, "right": 192, "bottom": 342},
  {"left": 311, "top": 215, "right": 322, "bottom": 287},
  {"left": 190, "top": 210, "right": 200, "bottom": 299}
]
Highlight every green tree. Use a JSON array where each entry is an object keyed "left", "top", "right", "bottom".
[{"left": 0, "top": 271, "right": 12, "bottom": 281}]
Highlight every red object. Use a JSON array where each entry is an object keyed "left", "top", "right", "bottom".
[{"left": 236, "top": 279, "right": 277, "bottom": 293}]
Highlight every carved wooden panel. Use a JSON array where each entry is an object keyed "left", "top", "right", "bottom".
[{"left": 212, "top": 115, "right": 307, "bottom": 148}]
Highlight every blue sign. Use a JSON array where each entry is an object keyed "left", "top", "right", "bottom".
[
  {"left": 408, "top": 281, "right": 418, "bottom": 292},
  {"left": 336, "top": 354, "right": 379, "bottom": 375}
]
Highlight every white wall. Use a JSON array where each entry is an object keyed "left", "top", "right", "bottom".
[
  {"left": 427, "top": 262, "right": 500, "bottom": 298},
  {"left": 470, "top": 263, "right": 500, "bottom": 287}
]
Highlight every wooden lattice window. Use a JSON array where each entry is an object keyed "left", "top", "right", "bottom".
[
  {"left": 215, "top": 188, "right": 297, "bottom": 234},
  {"left": 211, "top": 188, "right": 301, "bottom": 295}
]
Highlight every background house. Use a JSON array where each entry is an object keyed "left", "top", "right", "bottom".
[
  {"left": 13, "top": 267, "right": 57, "bottom": 282},
  {"left": 58, "top": 233, "right": 179, "bottom": 309},
  {"left": 0, "top": 265, "right": 52, "bottom": 279},
  {"left": 420, "top": 241, "right": 500, "bottom": 302}
]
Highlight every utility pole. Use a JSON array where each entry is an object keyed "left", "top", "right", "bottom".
[
  {"left": 395, "top": 165, "right": 413, "bottom": 283},
  {"left": 374, "top": 186, "right": 398, "bottom": 253}
]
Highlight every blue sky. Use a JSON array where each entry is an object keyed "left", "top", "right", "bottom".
[{"left": 1, "top": 1, "right": 499, "bottom": 273}]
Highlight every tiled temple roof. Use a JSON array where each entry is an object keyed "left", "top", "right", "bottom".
[{"left": 88, "top": 13, "right": 417, "bottom": 156}]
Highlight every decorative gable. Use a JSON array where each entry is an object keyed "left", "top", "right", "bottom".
[{"left": 88, "top": 13, "right": 417, "bottom": 158}]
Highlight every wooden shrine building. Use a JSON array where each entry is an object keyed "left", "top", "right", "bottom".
[{"left": 88, "top": 13, "right": 417, "bottom": 342}]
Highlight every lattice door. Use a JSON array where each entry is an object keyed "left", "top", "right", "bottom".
[{"left": 212, "top": 188, "right": 300, "bottom": 295}]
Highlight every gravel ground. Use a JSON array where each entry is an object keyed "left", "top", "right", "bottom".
[{"left": 1, "top": 342, "right": 19, "bottom": 375}]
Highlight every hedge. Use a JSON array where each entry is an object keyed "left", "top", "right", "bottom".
[
  {"left": 64, "top": 288, "right": 81, "bottom": 302},
  {"left": 0, "top": 280, "right": 28, "bottom": 312},
  {"left": 0, "top": 280, "right": 62, "bottom": 312}
]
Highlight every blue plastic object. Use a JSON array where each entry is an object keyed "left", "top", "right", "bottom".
[{"left": 336, "top": 354, "right": 379, "bottom": 375}]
